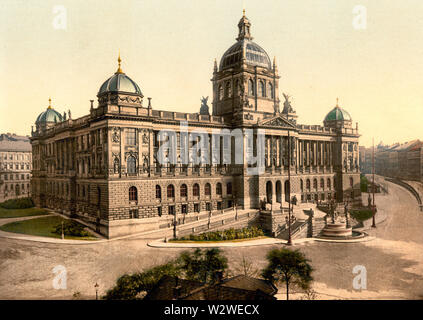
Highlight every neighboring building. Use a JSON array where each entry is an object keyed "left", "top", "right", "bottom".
[
  {"left": 144, "top": 275, "right": 277, "bottom": 300},
  {"left": 0, "top": 133, "right": 32, "bottom": 202},
  {"left": 361, "top": 140, "right": 423, "bottom": 182},
  {"left": 30, "top": 12, "right": 361, "bottom": 238}
]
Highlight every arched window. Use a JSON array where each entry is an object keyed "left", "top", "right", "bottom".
[
  {"left": 193, "top": 183, "right": 200, "bottom": 197},
  {"left": 129, "top": 186, "right": 137, "bottom": 201},
  {"left": 350, "top": 177, "right": 354, "bottom": 187},
  {"left": 180, "top": 184, "right": 187, "bottom": 197},
  {"left": 306, "top": 179, "right": 311, "bottom": 191},
  {"left": 127, "top": 156, "right": 136, "bottom": 174},
  {"left": 225, "top": 81, "right": 232, "bottom": 98},
  {"left": 218, "top": 84, "right": 224, "bottom": 101},
  {"left": 156, "top": 185, "right": 161, "bottom": 199},
  {"left": 320, "top": 179, "right": 325, "bottom": 190},
  {"left": 205, "top": 183, "right": 211, "bottom": 196},
  {"left": 300, "top": 179, "right": 304, "bottom": 192},
  {"left": 227, "top": 182, "right": 232, "bottom": 195},
  {"left": 248, "top": 79, "right": 255, "bottom": 96},
  {"left": 327, "top": 178, "right": 331, "bottom": 190},
  {"left": 313, "top": 179, "right": 318, "bottom": 190},
  {"left": 167, "top": 184, "right": 175, "bottom": 198},
  {"left": 234, "top": 79, "right": 239, "bottom": 96},
  {"left": 268, "top": 82, "right": 274, "bottom": 99},
  {"left": 216, "top": 183, "right": 222, "bottom": 195},
  {"left": 259, "top": 80, "right": 265, "bottom": 97}
]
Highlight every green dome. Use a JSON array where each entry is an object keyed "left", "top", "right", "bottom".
[
  {"left": 324, "top": 106, "right": 352, "bottom": 122},
  {"left": 98, "top": 72, "right": 142, "bottom": 96},
  {"left": 36, "top": 107, "right": 63, "bottom": 124}
]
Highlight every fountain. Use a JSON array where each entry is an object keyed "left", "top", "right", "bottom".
[{"left": 319, "top": 201, "right": 364, "bottom": 239}]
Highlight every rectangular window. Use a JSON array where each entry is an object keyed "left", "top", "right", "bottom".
[
  {"left": 217, "top": 202, "right": 222, "bottom": 210},
  {"left": 206, "top": 202, "right": 211, "bottom": 212},
  {"left": 194, "top": 203, "right": 200, "bottom": 213},
  {"left": 157, "top": 206, "right": 162, "bottom": 216},
  {"left": 126, "top": 129, "right": 137, "bottom": 145},
  {"left": 181, "top": 204, "right": 187, "bottom": 214},
  {"left": 168, "top": 205, "right": 175, "bottom": 215}
]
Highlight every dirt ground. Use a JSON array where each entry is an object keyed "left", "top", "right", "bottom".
[{"left": 1, "top": 178, "right": 422, "bottom": 300}]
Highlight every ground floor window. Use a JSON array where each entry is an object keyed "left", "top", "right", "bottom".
[
  {"left": 181, "top": 204, "right": 187, "bottom": 214},
  {"left": 217, "top": 202, "right": 222, "bottom": 210},
  {"left": 206, "top": 202, "right": 211, "bottom": 212},
  {"left": 227, "top": 200, "right": 233, "bottom": 208},
  {"left": 157, "top": 206, "right": 162, "bottom": 217},
  {"left": 129, "top": 209, "right": 139, "bottom": 219},
  {"left": 168, "top": 205, "right": 175, "bottom": 215},
  {"left": 194, "top": 203, "right": 200, "bottom": 213}
]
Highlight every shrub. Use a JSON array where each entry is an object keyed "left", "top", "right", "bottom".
[
  {"left": 0, "top": 197, "right": 34, "bottom": 209},
  {"left": 52, "top": 219, "right": 90, "bottom": 237},
  {"left": 172, "top": 226, "right": 264, "bottom": 242}
]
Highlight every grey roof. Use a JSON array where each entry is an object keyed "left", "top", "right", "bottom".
[
  {"left": 98, "top": 72, "right": 142, "bottom": 96},
  {"left": 220, "top": 39, "right": 272, "bottom": 71},
  {"left": 36, "top": 108, "right": 63, "bottom": 124},
  {"left": 0, "top": 133, "right": 31, "bottom": 152}
]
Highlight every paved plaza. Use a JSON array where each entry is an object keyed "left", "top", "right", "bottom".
[{"left": 0, "top": 178, "right": 422, "bottom": 300}]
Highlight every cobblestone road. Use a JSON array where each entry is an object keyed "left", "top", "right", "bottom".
[{"left": 0, "top": 177, "right": 422, "bottom": 299}]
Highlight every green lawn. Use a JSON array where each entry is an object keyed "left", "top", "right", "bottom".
[
  {"left": 0, "top": 207, "right": 50, "bottom": 219},
  {"left": 0, "top": 215, "right": 98, "bottom": 240},
  {"left": 350, "top": 209, "right": 374, "bottom": 222}
]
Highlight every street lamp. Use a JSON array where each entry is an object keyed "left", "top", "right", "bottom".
[
  {"left": 173, "top": 208, "right": 177, "bottom": 239},
  {"left": 233, "top": 195, "right": 238, "bottom": 220},
  {"left": 371, "top": 137, "right": 377, "bottom": 228},
  {"left": 287, "top": 131, "right": 293, "bottom": 246},
  {"left": 94, "top": 282, "right": 99, "bottom": 300}
]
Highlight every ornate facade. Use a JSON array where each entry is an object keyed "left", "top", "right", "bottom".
[
  {"left": 0, "top": 133, "right": 32, "bottom": 202},
  {"left": 30, "top": 13, "right": 361, "bottom": 238}
]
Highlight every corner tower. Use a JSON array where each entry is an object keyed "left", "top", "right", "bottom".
[{"left": 211, "top": 11, "right": 280, "bottom": 124}]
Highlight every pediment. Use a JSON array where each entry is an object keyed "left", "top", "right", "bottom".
[{"left": 258, "top": 115, "right": 296, "bottom": 128}]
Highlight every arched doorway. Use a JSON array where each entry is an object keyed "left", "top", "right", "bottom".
[
  {"left": 284, "top": 180, "right": 290, "bottom": 202},
  {"left": 276, "top": 181, "right": 282, "bottom": 203},
  {"left": 266, "top": 181, "right": 273, "bottom": 203}
]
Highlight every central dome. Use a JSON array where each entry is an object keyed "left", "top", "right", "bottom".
[
  {"left": 98, "top": 54, "right": 142, "bottom": 96},
  {"left": 219, "top": 11, "right": 272, "bottom": 71},
  {"left": 220, "top": 40, "right": 272, "bottom": 71}
]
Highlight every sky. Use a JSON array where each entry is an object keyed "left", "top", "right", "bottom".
[{"left": 0, "top": 0, "right": 422, "bottom": 147}]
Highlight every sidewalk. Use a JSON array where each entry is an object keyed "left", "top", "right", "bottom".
[{"left": 147, "top": 234, "right": 374, "bottom": 248}]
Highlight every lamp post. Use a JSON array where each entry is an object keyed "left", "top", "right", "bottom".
[
  {"left": 173, "top": 206, "right": 177, "bottom": 239},
  {"left": 208, "top": 206, "right": 212, "bottom": 229},
  {"left": 233, "top": 195, "right": 238, "bottom": 220},
  {"left": 94, "top": 282, "right": 99, "bottom": 300},
  {"left": 287, "top": 131, "right": 292, "bottom": 246},
  {"left": 371, "top": 137, "right": 376, "bottom": 228}
]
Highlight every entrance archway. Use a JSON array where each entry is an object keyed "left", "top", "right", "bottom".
[
  {"left": 266, "top": 181, "right": 273, "bottom": 203},
  {"left": 284, "top": 180, "right": 290, "bottom": 202},
  {"left": 276, "top": 181, "right": 282, "bottom": 203}
]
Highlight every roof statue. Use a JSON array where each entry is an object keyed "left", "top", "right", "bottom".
[{"left": 199, "top": 96, "right": 210, "bottom": 115}]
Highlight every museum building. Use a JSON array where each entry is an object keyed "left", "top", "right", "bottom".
[{"left": 30, "top": 12, "right": 361, "bottom": 238}]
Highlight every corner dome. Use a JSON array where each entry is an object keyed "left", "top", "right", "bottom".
[
  {"left": 98, "top": 54, "right": 142, "bottom": 96},
  {"left": 219, "top": 11, "right": 272, "bottom": 71},
  {"left": 324, "top": 106, "right": 352, "bottom": 122},
  {"left": 98, "top": 73, "right": 142, "bottom": 96},
  {"left": 36, "top": 99, "right": 63, "bottom": 124}
]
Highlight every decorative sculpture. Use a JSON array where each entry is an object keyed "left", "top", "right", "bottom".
[{"left": 199, "top": 96, "right": 210, "bottom": 115}]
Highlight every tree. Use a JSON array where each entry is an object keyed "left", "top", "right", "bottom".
[
  {"left": 178, "top": 248, "right": 228, "bottom": 284},
  {"left": 262, "top": 248, "right": 313, "bottom": 300},
  {"left": 231, "top": 255, "right": 260, "bottom": 278},
  {"left": 103, "top": 261, "right": 181, "bottom": 300}
]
